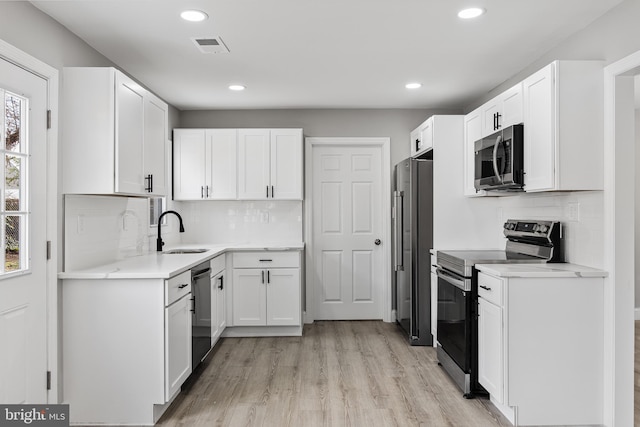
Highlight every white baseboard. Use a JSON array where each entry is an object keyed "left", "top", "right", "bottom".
[{"left": 635, "top": 307, "right": 640, "bottom": 320}]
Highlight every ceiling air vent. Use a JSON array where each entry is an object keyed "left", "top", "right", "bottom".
[{"left": 191, "top": 37, "right": 230, "bottom": 54}]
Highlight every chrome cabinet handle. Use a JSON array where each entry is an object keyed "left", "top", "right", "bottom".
[
  {"left": 178, "top": 283, "right": 189, "bottom": 289},
  {"left": 201, "top": 186, "right": 204, "bottom": 198},
  {"left": 479, "top": 285, "right": 492, "bottom": 291},
  {"left": 261, "top": 270, "right": 265, "bottom": 284}
]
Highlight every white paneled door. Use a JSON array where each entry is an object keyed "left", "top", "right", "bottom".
[
  {"left": 312, "top": 144, "right": 384, "bottom": 319},
  {"left": 0, "top": 57, "right": 48, "bottom": 403}
]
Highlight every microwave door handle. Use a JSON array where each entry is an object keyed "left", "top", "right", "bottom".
[{"left": 492, "top": 134, "right": 504, "bottom": 183}]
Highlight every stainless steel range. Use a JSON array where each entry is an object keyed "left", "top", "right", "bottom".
[{"left": 435, "top": 219, "right": 563, "bottom": 398}]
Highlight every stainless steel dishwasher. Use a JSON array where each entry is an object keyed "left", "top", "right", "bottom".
[{"left": 191, "top": 261, "right": 211, "bottom": 369}]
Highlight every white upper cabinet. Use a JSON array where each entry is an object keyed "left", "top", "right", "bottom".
[
  {"left": 270, "top": 129, "right": 304, "bottom": 199},
  {"left": 173, "top": 129, "right": 237, "bottom": 200},
  {"left": 237, "top": 129, "right": 271, "bottom": 199},
  {"left": 143, "top": 92, "right": 169, "bottom": 196},
  {"left": 207, "top": 130, "right": 238, "bottom": 199},
  {"left": 410, "top": 117, "right": 434, "bottom": 158},
  {"left": 463, "top": 107, "right": 484, "bottom": 197},
  {"left": 523, "top": 61, "right": 603, "bottom": 192},
  {"left": 238, "top": 128, "right": 303, "bottom": 200},
  {"left": 481, "top": 83, "right": 523, "bottom": 136},
  {"left": 62, "top": 67, "right": 168, "bottom": 196}
]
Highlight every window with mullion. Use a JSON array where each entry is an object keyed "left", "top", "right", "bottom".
[{"left": 1, "top": 89, "right": 29, "bottom": 275}]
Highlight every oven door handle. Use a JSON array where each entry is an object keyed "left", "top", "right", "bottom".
[
  {"left": 492, "top": 134, "right": 504, "bottom": 184},
  {"left": 436, "top": 268, "right": 470, "bottom": 292}
]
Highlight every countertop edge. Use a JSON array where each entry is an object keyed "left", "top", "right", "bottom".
[
  {"left": 59, "top": 243, "right": 305, "bottom": 280},
  {"left": 475, "top": 262, "right": 608, "bottom": 278}
]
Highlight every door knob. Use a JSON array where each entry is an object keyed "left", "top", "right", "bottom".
[{"left": 375, "top": 239, "right": 381, "bottom": 245}]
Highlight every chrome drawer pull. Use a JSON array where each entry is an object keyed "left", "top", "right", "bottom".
[
  {"left": 479, "top": 285, "right": 492, "bottom": 291},
  {"left": 178, "top": 283, "right": 189, "bottom": 289}
]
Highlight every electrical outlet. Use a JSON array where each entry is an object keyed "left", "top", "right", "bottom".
[{"left": 567, "top": 202, "right": 580, "bottom": 222}]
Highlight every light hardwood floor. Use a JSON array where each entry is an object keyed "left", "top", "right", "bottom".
[{"left": 157, "top": 321, "right": 512, "bottom": 427}]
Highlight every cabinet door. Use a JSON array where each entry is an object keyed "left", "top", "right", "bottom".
[
  {"left": 478, "top": 297, "right": 503, "bottom": 403},
  {"left": 217, "top": 272, "right": 227, "bottom": 333},
  {"left": 270, "top": 129, "right": 303, "bottom": 199},
  {"left": 173, "top": 129, "right": 207, "bottom": 200},
  {"left": 418, "top": 118, "right": 433, "bottom": 155},
  {"left": 238, "top": 129, "right": 271, "bottom": 199},
  {"left": 523, "top": 63, "right": 556, "bottom": 192},
  {"left": 206, "top": 129, "right": 237, "bottom": 199},
  {"left": 463, "top": 108, "right": 484, "bottom": 196},
  {"left": 232, "top": 269, "right": 267, "bottom": 325},
  {"left": 210, "top": 272, "right": 221, "bottom": 340},
  {"left": 266, "top": 268, "right": 300, "bottom": 326},
  {"left": 409, "top": 128, "right": 420, "bottom": 157},
  {"left": 430, "top": 271, "right": 438, "bottom": 342},
  {"left": 482, "top": 98, "right": 501, "bottom": 136},
  {"left": 115, "top": 72, "right": 145, "bottom": 194},
  {"left": 143, "top": 93, "right": 168, "bottom": 196},
  {"left": 165, "top": 294, "right": 192, "bottom": 401},
  {"left": 501, "top": 83, "right": 523, "bottom": 128}
]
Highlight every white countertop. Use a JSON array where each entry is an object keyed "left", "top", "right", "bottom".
[
  {"left": 475, "top": 263, "right": 608, "bottom": 278},
  {"left": 59, "top": 242, "right": 305, "bottom": 280}
]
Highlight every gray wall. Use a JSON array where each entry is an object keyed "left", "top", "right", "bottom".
[
  {"left": 180, "top": 108, "right": 460, "bottom": 167},
  {"left": 467, "top": 0, "right": 640, "bottom": 111}
]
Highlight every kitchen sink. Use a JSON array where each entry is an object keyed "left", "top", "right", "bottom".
[{"left": 162, "top": 248, "right": 208, "bottom": 254}]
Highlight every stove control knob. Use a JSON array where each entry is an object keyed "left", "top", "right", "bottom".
[{"left": 540, "top": 225, "right": 549, "bottom": 233}]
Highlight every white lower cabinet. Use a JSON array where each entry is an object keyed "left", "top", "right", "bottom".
[
  {"left": 476, "top": 270, "right": 604, "bottom": 426},
  {"left": 165, "top": 292, "right": 192, "bottom": 400},
  {"left": 62, "top": 270, "right": 193, "bottom": 425},
  {"left": 210, "top": 254, "right": 227, "bottom": 344},
  {"left": 477, "top": 296, "right": 503, "bottom": 403},
  {"left": 231, "top": 252, "right": 301, "bottom": 328}
]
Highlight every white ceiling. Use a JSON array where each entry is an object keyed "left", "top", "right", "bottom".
[{"left": 32, "top": 0, "right": 623, "bottom": 111}]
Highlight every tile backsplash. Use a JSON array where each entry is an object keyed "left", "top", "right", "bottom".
[
  {"left": 177, "top": 200, "right": 303, "bottom": 244},
  {"left": 64, "top": 195, "right": 149, "bottom": 270},
  {"left": 490, "top": 190, "right": 604, "bottom": 267}
]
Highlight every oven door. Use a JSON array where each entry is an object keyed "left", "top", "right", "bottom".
[{"left": 436, "top": 267, "right": 472, "bottom": 373}]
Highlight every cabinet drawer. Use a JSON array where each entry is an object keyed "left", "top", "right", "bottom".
[
  {"left": 233, "top": 251, "right": 299, "bottom": 268},
  {"left": 478, "top": 273, "right": 503, "bottom": 306},
  {"left": 210, "top": 254, "right": 225, "bottom": 276},
  {"left": 165, "top": 270, "right": 192, "bottom": 306}
]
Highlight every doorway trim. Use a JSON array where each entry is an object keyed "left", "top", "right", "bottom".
[
  {"left": 0, "top": 39, "right": 59, "bottom": 403},
  {"left": 603, "top": 49, "right": 640, "bottom": 426},
  {"left": 304, "top": 137, "right": 391, "bottom": 324}
]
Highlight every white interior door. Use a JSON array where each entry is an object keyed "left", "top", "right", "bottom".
[
  {"left": 312, "top": 144, "right": 383, "bottom": 320},
  {"left": 0, "top": 57, "right": 48, "bottom": 403}
]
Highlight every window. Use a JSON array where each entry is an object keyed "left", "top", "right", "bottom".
[
  {"left": 149, "top": 197, "right": 167, "bottom": 228},
  {"left": 1, "top": 89, "right": 28, "bottom": 275}
]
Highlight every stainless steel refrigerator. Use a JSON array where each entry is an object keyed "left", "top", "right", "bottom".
[{"left": 393, "top": 158, "right": 433, "bottom": 346}]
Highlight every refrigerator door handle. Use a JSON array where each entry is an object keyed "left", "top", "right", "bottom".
[{"left": 394, "top": 191, "right": 404, "bottom": 271}]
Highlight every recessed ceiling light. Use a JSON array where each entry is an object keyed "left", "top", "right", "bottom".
[
  {"left": 458, "top": 7, "right": 485, "bottom": 19},
  {"left": 180, "top": 10, "right": 208, "bottom": 22},
  {"left": 405, "top": 83, "right": 422, "bottom": 89},
  {"left": 229, "top": 85, "right": 246, "bottom": 91}
]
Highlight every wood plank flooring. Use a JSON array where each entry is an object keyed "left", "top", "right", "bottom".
[{"left": 157, "top": 321, "right": 511, "bottom": 427}]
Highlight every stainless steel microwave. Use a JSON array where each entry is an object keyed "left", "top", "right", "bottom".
[{"left": 474, "top": 124, "right": 524, "bottom": 191}]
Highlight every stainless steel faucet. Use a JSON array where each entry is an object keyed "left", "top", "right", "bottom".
[{"left": 156, "top": 210, "right": 185, "bottom": 251}]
